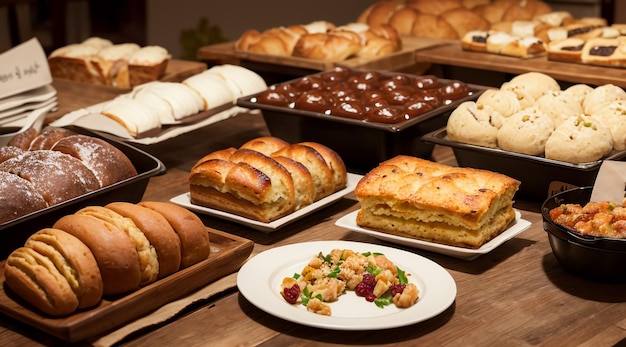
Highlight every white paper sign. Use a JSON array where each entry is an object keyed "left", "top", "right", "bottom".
[
  {"left": 590, "top": 160, "right": 626, "bottom": 204},
  {"left": 0, "top": 38, "right": 52, "bottom": 100}
]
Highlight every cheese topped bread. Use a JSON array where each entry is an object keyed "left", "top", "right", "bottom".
[{"left": 355, "top": 156, "right": 520, "bottom": 249}]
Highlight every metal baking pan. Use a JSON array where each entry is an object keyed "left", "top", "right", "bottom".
[
  {"left": 237, "top": 69, "right": 486, "bottom": 174},
  {"left": 421, "top": 127, "right": 626, "bottom": 201},
  {"left": 0, "top": 126, "right": 166, "bottom": 258}
]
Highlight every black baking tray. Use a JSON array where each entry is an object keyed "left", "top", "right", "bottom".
[
  {"left": 0, "top": 126, "right": 166, "bottom": 258},
  {"left": 237, "top": 70, "right": 486, "bottom": 174},
  {"left": 421, "top": 127, "right": 626, "bottom": 201}
]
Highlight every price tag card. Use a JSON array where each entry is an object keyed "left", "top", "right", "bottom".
[{"left": 0, "top": 38, "right": 52, "bottom": 100}]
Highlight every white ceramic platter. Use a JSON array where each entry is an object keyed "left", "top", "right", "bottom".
[
  {"left": 170, "top": 173, "right": 362, "bottom": 232},
  {"left": 237, "top": 240, "right": 456, "bottom": 330},
  {"left": 336, "top": 210, "right": 531, "bottom": 261}
]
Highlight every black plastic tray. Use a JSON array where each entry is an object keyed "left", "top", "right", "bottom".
[
  {"left": 237, "top": 70, "right": 486, "bottom": 174},
  {"left": 422, "top": 127, "right": 626, "bottom": 201},
  {"left": 0, "top": 126, "right": 166, "bottom": 258}
]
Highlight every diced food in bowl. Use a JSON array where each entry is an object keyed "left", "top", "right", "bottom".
[{"left": 549, "top": 200, "right": 626, "bottom": 238}]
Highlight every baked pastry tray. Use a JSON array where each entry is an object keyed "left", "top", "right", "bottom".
[{"left": 0, "top": 228, "right": 254, "bottom": 343}]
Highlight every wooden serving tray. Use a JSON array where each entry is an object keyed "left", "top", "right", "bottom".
[
  {"left": 197, "top": 36, "right": 453, "bottom": 72},
  {"left": 0, "top": 228, "right": 254, "bottom": 342}
]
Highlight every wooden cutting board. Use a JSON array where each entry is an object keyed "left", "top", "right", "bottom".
[{"left": 0, "top": 228, "right": 254, "bottom": 343}]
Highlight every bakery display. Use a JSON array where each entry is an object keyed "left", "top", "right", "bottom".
[
  {"left": 189, "top": 136, "right": 347, "bottom": 223},
  {"left": 0, "top": 127, "right": 138, "bottom": 224},
  {"left": 358, "top": 0, "right": 551, "bottom": 40},
  {"left": 48, "top": 37, "right": 171, "bottom": 88},
  {"left": 4, "top": 201, "right": 211, "bottom": 315},
  {"left": 463, "top": 30, "right": 546, "bottom": 57},
  {"left": 354, "top": 155, "right": 520, "bottom": 249},
  {"left": 80, "top": 64, "right": 267, "bottom": 138},
  {"left": 445, "top": 72, "right": 626, "bottom": 163},
  {"left": 235, "top": 20, "right": 402, "bottom": 61},
  {"left": 251, "top": 67, "right": 472, "bottom": 124}
]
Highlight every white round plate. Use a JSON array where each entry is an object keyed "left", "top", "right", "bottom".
[{"left": 237, "top": 240, "right": 456, "bottom": 330}]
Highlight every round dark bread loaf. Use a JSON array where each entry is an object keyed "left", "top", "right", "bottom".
[
  {"left": 0, "top": 171, "right": 48, "bottom": 224},
  {"left": 0, "top": 150, "right": 101, "bottom": 206},
  {"left": 52, "top": 135, "right": 138, "bottom": 187}
]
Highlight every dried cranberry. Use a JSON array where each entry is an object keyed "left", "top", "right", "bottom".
[
  {"left": 283, "top": 284, "right": 301, "bottom": 304},
  {"left": 390, "top": 283, "right": 406, "bottom": 297},
  {"left": 365, "top": 293, "right": 377, "bottom": 302}
]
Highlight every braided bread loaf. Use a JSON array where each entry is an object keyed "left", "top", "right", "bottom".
[{"left": 189, "top": 137, "right": 347, "bottom": 223}]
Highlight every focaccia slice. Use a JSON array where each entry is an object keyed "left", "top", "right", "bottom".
[{"left": 354, "top": 156, "right": 520, "bottom": 249}]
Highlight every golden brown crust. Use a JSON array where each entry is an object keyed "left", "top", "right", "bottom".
[
  {"left": 293, "top": 32, "right": 362, "bottom": 61},
  {"left": 4, "top": 247, "right": 80, "bottom": 316},
  {"left": 273, "top": 144, "right": 334, "bottom": 201},
  {"left": 137, "top": 201, "right": 210, "bottom": 268},
  {"left": 298, "top": 141, "right": 347, "bottom": 192},
  {"left": 240, "top": 136, "right": 290, "bottom": 156},
  {"left": 440, "top": 7, "right": 491, "bottom": 39},
  {"left": 547, "top": 38, "right": 585, "bottom": 62},
  {"left": 75, "top": 206, "right": 159, "bottom": 287},
  {"left": 106, "top": 202, "right": 182, "bottom": 278},
  {"left": 272, "top": 156, "right": 316, "bottom": 209},
  {"left": 51, "top": 135, "right": 137, "bottom": 187},
  {"left": 355, "top": 155, "right": 520, "bottom": 248},
  {"left": 53, "top": 214, "right": 142, "bottom": 296},
  {"left": 24, "top": 228, "right": 103, "bottom": 309},
  {"left": 405, "top": 0, "right": 463, "bottom": 15},
  {"left": 410, "top": 13, "right": 459, "bottom": 40}
]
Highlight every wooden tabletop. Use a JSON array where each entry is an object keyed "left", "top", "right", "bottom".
[
  {"left": 3, "top": 78, "right": 626, "bottom": 347},
  {"left": 415, "top": 41, "right": 626, "bottom": 89}
]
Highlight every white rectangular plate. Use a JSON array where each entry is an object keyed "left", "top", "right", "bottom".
[
  {"left": 170, "top": 173, "right": 362, "bottom": 232},
  {"left": 335, "top": 209, "right": 531, "bottom": 261}
]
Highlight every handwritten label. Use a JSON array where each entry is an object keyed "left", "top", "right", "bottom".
[{"left": 0, "top": 38, "right": 52, "bottom": 99}]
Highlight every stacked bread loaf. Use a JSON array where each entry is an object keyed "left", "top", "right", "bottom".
[
  {"left": 355, "top": 155, "right": 520, "bottom": 249},
  {"left": 357, "top": 0, "right": 551, "bottom": 40},
  {"left": 3, "top": 201, "right": 210, "bottom": 316},
  {"left": 446, "top": 71, "right": 626, "bottom": 163},
  {"left": 49, "top": 37, "right": 170, "bottom": 88},
  {"left": 189, "top": 136, "right": 347, "bottom": 223},
  {"left": 86, "top": 64, "right": 267, "bottom": 137},
  {"left": 0, "top": 127, "right": 138, "bottom": 224},
  {"left": 235, "top": 20, "right": 402, "bottom": 61}
]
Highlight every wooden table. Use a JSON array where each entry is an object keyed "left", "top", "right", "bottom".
[
  {"left": 2, "top": 79, "right": 626, "bottom": 347},
  {"left": 415, "top": 41, "right": 626, "bottom": 89}
]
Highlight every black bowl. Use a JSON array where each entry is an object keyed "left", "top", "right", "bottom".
[{"left": 541, "top": 186, "right": 626, "bottom": 282}]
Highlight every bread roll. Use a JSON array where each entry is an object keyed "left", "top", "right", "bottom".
[
  {"left": 23, "top": 228, "right": 103, "bottom": 309},
  {"left": 545, "top": 114, "right": 613, "bottom": 163},
  {"left": 405, "top": 0, "right": 463, "bottom": 15},
  {"left": 51, "top": 135, "right": 138, "bottom": 187},
  {"left": 0, "top": 150, "right": 101, "bottom": 206},
  {"left": 440, "top": 7, "right": 490, "bottom": 39},
  {"left": 106, "top": 202, "right": 182, "bottom": 278},
  {"left": 4, "top": 247, "right": 80, "bottom": 316},
  {"left": 7, "top": 127, "right": 38, "bottom": 150},
  {"left": 272, "top": 144, "right": 334, "bottom": 201},
  {"left": 28, "top": 127, "right": 76, "bottom": 150},
  {"left": 0, "top": 146, "right": 24, "bottom": 164},
  {"left": 476, "top": 88, "right": 521, "bottom": 118},
  {"left": 137, "top": 202, "right": 210, "bottom": 268},
  {"left": 75, "top": 206, "right": 159, "bottom": 286},
  {"left": 298, "top": 141, "right": 347, "bottom": 192},
  {"left": 0, "top": 171, "right": 48, "bottom": 224},
  {"left": 497, "top": 107, "right": 554, "bottom": 155},
  {"left": 446, "top": 101, "right": 504, "bottom": 148},
  {"left": 53, "top": 214, "right": 142, "bottom": 296},
  {"left": 240, "top": 136, "right": 290, "bottom": 156}
]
